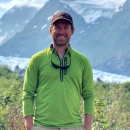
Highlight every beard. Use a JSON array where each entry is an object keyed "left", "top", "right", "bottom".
[{"left": 53, "top": 36, "right": 70, "bottom": 47}]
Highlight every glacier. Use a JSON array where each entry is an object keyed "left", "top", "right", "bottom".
[{"left": 0, "top": 55, "right": 130, "bottom": 83}]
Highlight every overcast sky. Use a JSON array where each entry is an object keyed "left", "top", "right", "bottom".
[{"left": 0, "top": 0, "right": 126, "bottom": 18}]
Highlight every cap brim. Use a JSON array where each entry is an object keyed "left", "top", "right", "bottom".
[{"left": 52, "top": 18, "right": 73, "bottom": 25}]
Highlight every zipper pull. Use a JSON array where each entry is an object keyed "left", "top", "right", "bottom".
[{"left": 64, "top": 57, "right": 67, "bottom": 75}]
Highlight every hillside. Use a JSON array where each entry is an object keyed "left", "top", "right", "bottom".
[
  {"left": 93, "top": 52, "right": 130, "bottom": 76},
  {"left": 78, "top": 0, "right": 130, "bottom": 63},
  {"left": 0, "top": 6, "right": 37, "bottom": 45}
]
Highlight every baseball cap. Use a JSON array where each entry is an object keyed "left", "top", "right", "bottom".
[{"left": 51, "top": 12, "right": 73, "bottom": 25}]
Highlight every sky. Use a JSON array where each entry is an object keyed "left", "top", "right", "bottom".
[
  {"left": 0, "top": 0, "right": 127, "bottom": 18},
  {"left": 0, "top": 0, "right": 49, "bottom": 18}
]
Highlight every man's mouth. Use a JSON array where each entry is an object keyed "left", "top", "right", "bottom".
[{"left": 57, "top": 35, "right": 66, "bottom": 38}]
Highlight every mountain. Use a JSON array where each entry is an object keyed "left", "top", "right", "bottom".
[
  {"left": 62, "top": 0, "right": 119, "bottom": 23},
  {"left": 0, "top": 0, "right": 129, "bottom": 76},
  {"left": 77, "top": 0, "right": 130, "bottom": 63},
  {"left": 0, "top": 55, "right": 130, "bottom": 83},
  {"left": 93, "top": 52, "right": 130, "bottom": 77},
  {"left": 0, "top": 6, "right": 37, "bottom": 45},
  {"left": 90, "top": 0, "right": 130, "bottom": 76},
  {"left": 0, "top": 0, "right": 88, "bottom": 57}
]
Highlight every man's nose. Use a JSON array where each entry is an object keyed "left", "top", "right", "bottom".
[{"left": 59, "top": 28, "right": 65, "bottom": 34}]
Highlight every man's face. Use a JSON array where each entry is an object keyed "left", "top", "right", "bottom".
[{"left": 50, "top": 19, "right": 74, "bottom": 47}]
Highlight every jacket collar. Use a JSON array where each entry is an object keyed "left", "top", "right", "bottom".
[{"left": 50, "top": 44, "right": 71, "bottom": 54}]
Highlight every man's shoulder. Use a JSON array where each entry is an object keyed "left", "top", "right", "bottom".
[
  {"left": 71, "top": 48, "right": 92, "bottom": 68},
  {"left": 31, "top": 48, "right": 50, "bottom": 59},
  {"left": 71, "top": 48, "right": 88, "bottom": 60}
]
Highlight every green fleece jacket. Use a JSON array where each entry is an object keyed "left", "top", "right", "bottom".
[{"left": 22, "top": 46, "right": 94, "bottom": 128}]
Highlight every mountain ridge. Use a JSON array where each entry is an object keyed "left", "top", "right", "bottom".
[{"left": 0, "top": 6, "right": 37, "bottom": 45}]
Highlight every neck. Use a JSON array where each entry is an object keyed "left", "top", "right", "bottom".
[{"left": 53, "top": 44, "right": 69, "bottom": 58}]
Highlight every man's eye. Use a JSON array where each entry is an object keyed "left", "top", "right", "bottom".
[
  {"left": 65, "top": 26, "right": 69, "bottom": 29},
  {"left": 55, "top": 26, "right": 60, "bottom": 29}
]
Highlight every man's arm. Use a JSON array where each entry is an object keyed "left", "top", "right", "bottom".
[
  {"left": 82, "top": 58, "right": 94, "bottom": 130},
  {"left": 24, "top": 116, "right": 33, "bottom": 130},
  {"left": 84, "top": 114, "right": 93, "bottom": 130},
  {"left": 22, "top": 56, "right": 39, "bottom": 129}
]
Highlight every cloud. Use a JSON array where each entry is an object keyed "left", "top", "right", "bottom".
[
  {"left": 0, "top": 0, "right": 49, "bottom": 18},
  {"left": 0, "top": 0, "right": 49, "bottom": 10},
  {"left": 0, "top": 0, "right": 127, "bottom": 12},
  {"left": 0, "top": 0, "right": 127, "bottom": 19}
]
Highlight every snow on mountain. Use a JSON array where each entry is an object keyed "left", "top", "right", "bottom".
[
  {"left": 0, "top": 6, "right": 37, "bottom": 45},
  {"left": 0, "top": 56, "right": 29, "bottom": 70},
  {"left": 0, "top": 34, "right": 7, "bottom": 45},
  {"left": 93, "top": 70, "right": 130, "bottom": 83},
  {"left": 41, "top": 24, "right": 47, "bottom": 30},
  {"left": 0, "top": 0, "right": 126, "bottom": 22},
  {"left": 32, "top": 25, "right": 37, "bottom": 29},
  {"left": 61, "top": 0, "right": 127, "bottom": 23},
  {"left": 0, "top": 55, "right": 130, "bottom": 83}
]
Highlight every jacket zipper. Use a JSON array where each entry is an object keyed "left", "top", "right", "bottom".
[
  {"left": 54, "top": 50, "right": 67, "bottom": 82},
  {"left": 64, "top": 57, "right": 67, "bottom": 75},
  {"left": 60, "top": 59, "right": 63, "bottom": 82}
]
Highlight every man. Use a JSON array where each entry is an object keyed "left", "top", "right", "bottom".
[{"left": 22, "top": 12, "right": 94, "bottom": 130}]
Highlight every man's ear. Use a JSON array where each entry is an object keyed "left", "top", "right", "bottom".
[
  {"left": 50, "top": 27, "right": 52, "bottom": 34},
  {"left": 72, "top": 27, "right": 75, "bottom": 35}
]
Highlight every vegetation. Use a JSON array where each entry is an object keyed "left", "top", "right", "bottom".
[
  {"left": 0, "top": 65, "right": 25, "bottom": 130},
  {"left": 0, "top": 65, "right": 130, "bottom": 130},
  {"left": 93, "top": 82, "right": 130, "bottom": 130}
]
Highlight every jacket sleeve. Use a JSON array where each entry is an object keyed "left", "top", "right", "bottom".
[
  {"left": 82, "top": 58, "right": 94, "bottom": 115},
  {"left": 22, "top": 55, "right": 39, "bottom": 117}
]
